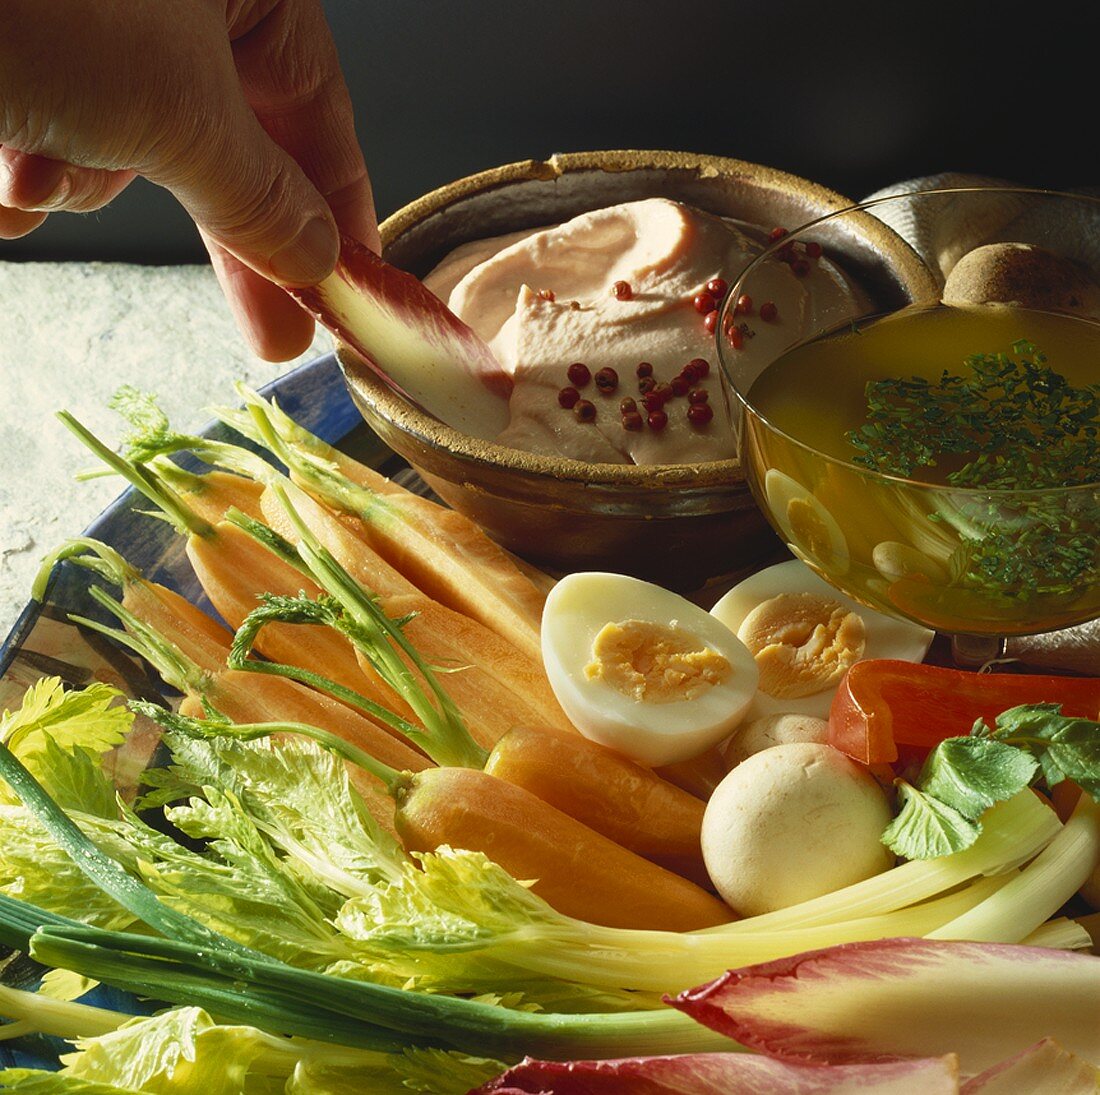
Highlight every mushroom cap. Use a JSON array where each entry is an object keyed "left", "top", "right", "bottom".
[{"left": 701, "top": 741, "right": 893, "bottom": 916}]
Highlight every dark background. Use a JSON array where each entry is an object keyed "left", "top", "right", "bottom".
[{"left": 1, "top": 0, "right": 1089, "bottom": 264}]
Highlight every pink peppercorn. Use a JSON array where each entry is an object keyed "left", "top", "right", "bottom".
[{"left": 567, "top": 362, "right": 591, "bottom": 387}]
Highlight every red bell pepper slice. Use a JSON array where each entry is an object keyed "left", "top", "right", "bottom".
[{"left": 828, "top": 659, "right": 1100, "bottom": 766}]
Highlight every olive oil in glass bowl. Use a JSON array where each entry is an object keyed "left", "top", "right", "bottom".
[{"left": 718, "top": 189, "right": 1100, "bottom": 665}]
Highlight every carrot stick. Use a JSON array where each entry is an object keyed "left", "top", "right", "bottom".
[
  {"left": 484, "top": 724, "right": 708, "bottom": 883},
  {"left": 104, "top": 403, "right": 564, "bottom": 743},
  {"left": 506, "top": 550, "right": 557, "bottom": 596},
  {"left": 185, "top": 523, "right": 422, "bottom": 728}
]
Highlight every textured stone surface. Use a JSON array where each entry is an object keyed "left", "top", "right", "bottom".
[{"left": 0, "top": 261, "right": 330, "bottom": 638}]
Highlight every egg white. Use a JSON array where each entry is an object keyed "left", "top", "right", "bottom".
[
  {"left": 764, "top": 470, "right": 850, "bottom": 575},
  {"left": 710, "top": 559, "right": 934, "bottom": 720},
  {"left": 541, "top": 572, "right": 759, "bottom": 767}
]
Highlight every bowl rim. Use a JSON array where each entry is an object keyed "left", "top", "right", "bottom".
[{"left": 345, "top": 149, "right": 918, "bottom": 488}]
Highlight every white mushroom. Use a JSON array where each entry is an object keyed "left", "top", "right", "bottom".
[
  {"left": 723, "top": 712, "right": 830, "bottom": 767},
  {"left": 701, "top": 742, "right": 894, "bottom": 917}
]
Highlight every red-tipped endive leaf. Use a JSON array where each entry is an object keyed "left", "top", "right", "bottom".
[
  {"left": 476, "top": 1052, "right": 959, "bottom": 1094},
  {"left": 288, "top": 234, "right": 512, "bottom": 438},
  {"left": 962, "top": 1038, "right": 1099, "bottom": 1093},
  {"left": 669, "top": 938, "right": 1100, "bottom": 1074}
]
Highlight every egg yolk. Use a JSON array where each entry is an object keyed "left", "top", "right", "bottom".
[
  {"left": 737, "top": 593, "right": 866, "bottom": 699},
  {"left": 584, "top": 619, "right": 731, "bottom": 704}
]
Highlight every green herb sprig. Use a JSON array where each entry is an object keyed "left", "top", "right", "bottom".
[
  {"left": 883, "top": 703, "right": 1100, "bottom": 860},
  {"left": 846, "top": 340, "right": 1099, "bottom": 488},
  {"left": 846, "top": 340, "right": 1099, "bottom": 599}
]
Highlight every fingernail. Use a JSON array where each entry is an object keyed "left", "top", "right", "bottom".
[
  {"left": 36, "top": 171, "right": 74, "bottom": 211},
  {"left": 269, "top": 217, "right": 338, "bottom": 286}
]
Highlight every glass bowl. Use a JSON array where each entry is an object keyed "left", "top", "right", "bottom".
[{"left": 717, "top": 188, "right": 1100, "bottom": 662}]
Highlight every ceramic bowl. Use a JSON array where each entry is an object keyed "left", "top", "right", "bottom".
[{"left": 340, "top": 150, "right": 930, "bottom": 587}]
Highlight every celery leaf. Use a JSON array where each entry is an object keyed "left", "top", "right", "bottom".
[
  {"left": 0, "top": 1003, "right": 502, "bottom": 1095},
  {"left": 882, "top": 780, "right": 982, "bottom": 859},
  {"left": 0, "top": 678, "right": 132, "bottom": 768},
  {"left": 155, "top": 732, "right": 405, "bottom": 890},
  {"left": 0, "top": 806, "right": 138, "bottom": 932},
  {"left": 59, "top": 1008, "right": 282, "bottom": 1093},
  {"left": 920, "top": 736, "right": 1038, "bottom": 818},
  {"left": 990, "top": 704, "right": 1100, "bottom": 797}
]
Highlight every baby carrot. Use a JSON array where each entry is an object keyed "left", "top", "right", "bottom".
[
  {"left": 221, "top": 391, "right": 547, "bottom": 662},
  {"left": 151, "top": 706, "right": 733, "bottom": 932},
  {"left": 484, "top": 724, "right": 707, "bottom": 883},
  {"left": 395, "top": 767, "right": 730, "bottom": 931}
]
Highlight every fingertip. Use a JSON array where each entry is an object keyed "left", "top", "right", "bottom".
[
  {"left": 327, "top": 171, "right": 380, "bottom": 253},
  {"left": 0, "top": 147, "right": 67, "bottom": 210},
  {"left": 222, "top": 259, "right": 319, "bottom": 362},
  {"left": 241, "top": 294, "right": 317, "bottom": 362},
  {"left": 0, "top": 205, "right": 48, "bottom": 239},
  {"left": 0, "top": 148, "right": 135, "bottom": 215}
]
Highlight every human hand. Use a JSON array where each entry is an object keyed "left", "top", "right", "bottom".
[{"left": 0, "top": 0, "right": 376, "bottom": 361}]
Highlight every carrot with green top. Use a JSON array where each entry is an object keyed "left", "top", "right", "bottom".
[
  {"left": 257, "top": 483, "right": 573, "bottom": 746},
  {"left": 230, "top": 485, "right": 724, "bottom": 896},
  {"left": 46, "top": 572, "right": 428, "bottom": 843},
  {"left": 58, "top": 412, "right": 416, "bottom": 730},
  {"left": 217, "top": 388, "right": 546, "bottom": 662},
  {"left": 106, "top": 394, "right": 566, "bottom": 741},
  {"left": 137, "top": 700, "right": 731, "bottom": 932},
  {"left": 34, "top": 537, "right": 233, "bottom": 664}
]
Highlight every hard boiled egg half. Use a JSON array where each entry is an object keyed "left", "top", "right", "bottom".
[
  {"left": 711, "top": 559, "right": 934, "bottom": 720},
  {"left": 542, "top": 572, "right": 759, "bottom": 767}
]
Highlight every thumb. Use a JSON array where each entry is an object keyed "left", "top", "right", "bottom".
[{"left": 147, "top": 100, "right": 339, "bottom": 288}]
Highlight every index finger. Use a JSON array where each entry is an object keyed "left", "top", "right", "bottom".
[{"left": 229, "top": 0, "right": 379, "bottom": 251}]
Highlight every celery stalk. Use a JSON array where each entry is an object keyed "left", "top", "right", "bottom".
[
  {"left": 698, "top": 791, "right": 1060, "bottom": 933},
  {"left": 0, "top": 983, "right": 130, "bottom": 1042},
  {"left": 928, "top": 794, "right": 1100, "bottom": 943},
  {"left": 1020, "top": 918, "right": 1095, "bottom": 951}
]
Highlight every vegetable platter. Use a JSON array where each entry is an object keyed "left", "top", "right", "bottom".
[
  {"left": 0, "top": 353, "right": 360, "bottom": 1065},
  {"left": 0, "top": 351, "right": 1097, "bottom": 1093}
]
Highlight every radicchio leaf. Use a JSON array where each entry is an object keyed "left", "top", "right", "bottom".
[
  {"left": 476, "top": 1051, "right": 959, "bottom": 1094},
  {"left": 668, "top": 938, "right": 1100, "bottom": 1074},
  {"left": 288, "top": 235, "right": 512, "bottom": 438}
]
